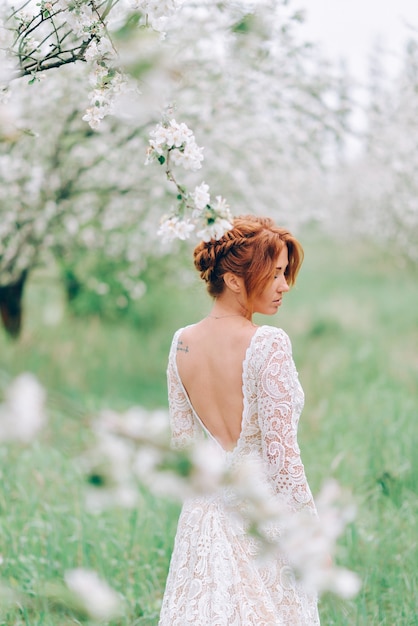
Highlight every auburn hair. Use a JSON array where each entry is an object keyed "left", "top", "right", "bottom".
[{"left": 193, "top": 215, "right": 304, "bottom": 307}]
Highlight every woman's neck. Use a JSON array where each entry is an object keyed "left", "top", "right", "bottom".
[{"left": 208, "top": 297, "right": 251, "bottom": 321}]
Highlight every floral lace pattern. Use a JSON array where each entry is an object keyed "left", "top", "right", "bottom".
[{"left": 160, "top": 325, "right": 320, "bottom": 625}]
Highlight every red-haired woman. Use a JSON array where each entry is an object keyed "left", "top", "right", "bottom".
[{"left": 159, "top": 216, "right": 320, "bottom": 625}]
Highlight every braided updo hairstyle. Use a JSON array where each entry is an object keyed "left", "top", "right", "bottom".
[{"left": 194, "top": 215, "right": 303, "bottom": 307}]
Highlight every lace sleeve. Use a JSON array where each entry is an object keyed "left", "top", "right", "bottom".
[
  {"left": 167, "top": 331, "right": 198, "bottom": 450},
  {"left": 257, "top": 329, "right": 317, "bottom": 513}
]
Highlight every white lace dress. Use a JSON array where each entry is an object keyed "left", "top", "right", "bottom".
[{"left": 158, "top": 325, "right": 320, "bottom": 625}]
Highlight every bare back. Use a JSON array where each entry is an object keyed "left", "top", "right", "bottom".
[{"left": 175, "top": 319, "right": 258, "bottom": 451}]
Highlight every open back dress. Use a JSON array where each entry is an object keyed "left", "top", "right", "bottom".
[{"left": 158, "top": 324, "right": 320, "bottom": 625}]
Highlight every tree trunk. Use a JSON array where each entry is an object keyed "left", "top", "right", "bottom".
[
  {"left": 0, "top": 271, "right": 28, "bottom": 338},
  {"left": 63, "top": 268, "right": 82, "bottom": 303}
]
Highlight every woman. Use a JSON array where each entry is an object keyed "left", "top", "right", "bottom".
[{"left": 159, "top": 215, "right": 320, "bottom": 625}]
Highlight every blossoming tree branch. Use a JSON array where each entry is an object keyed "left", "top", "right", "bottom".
[
  {"left": 146, "top": 118, "right": 234, "bottom": 242},
  {"left": 1, "top": 0, "right": 185, "bottom": 132},
  {"left": 1, "top": 0, "right": 352, "bottom": 338},
  {"left": 0, "top": 374, "right": 361, "bottom": 605}
]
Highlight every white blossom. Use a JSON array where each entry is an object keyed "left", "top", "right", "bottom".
[
  {"left": 84, "top": 37, "right": 114, "bottom": 62},
  {"left": 324, "top": 566, "right": 362, "bottom": 599},
  {"left": 15, "top": 11, "right": 34, "bottom": 27},
  {"left": 212, "top": 195, "right": 232, "bottom": 219},
  {"left": 0, "top": 374, "right": 46, "bottom": 443},
  {"left": 157, "top": 216, "right": 195, "bottom": 242},
  {"left": 64, "top": 568, "right": 122, "bottom": 621},
  {"left": 197, "top": 217, "right": 232, "bottom": 242},
  {"left": 82, "top": 106, "right": 105, "bottom": 130},
  {"left": 133, "top": 446, "right": 163, "bottom": 476},
  {"left": 149, "top": 119, "right": 194, "bottom": 152},
  {"left": 92, "top": 432, "right": 134, "bottom": 482},
  {"left": 147, "top": 119, "right": 203, "bottom": 170},
  {"left": 280, "top": 480, "right": 361, "bottom": 597},
  {"left": 96, "top": 406, "right": 170, "bottom": 444},
  {"left": 85, "top": 483, "right": 138, "bottom": 513},
  {"left": 63, "top": 4, "right": 100, "bottom": 40},
  {"left": 192, "top": 182, "right": 210, "bottom": 210},
  {"left": 169, "top": 138, "right": 204, "bottom": 171},
  {"left": 84, "top": 407, "right": 172, "bottom": 511},
  {"left": 169, "top": 120, "right": 194, "bottom": 148},
  {"left": 190, "top": 439, "right": 226, "bottom": 492}
]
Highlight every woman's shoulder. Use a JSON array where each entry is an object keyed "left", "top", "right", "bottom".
[
  {"left": 255, "top": 324, "right": 291, "bottom": 343},
  {"left": 251, "top": 324, "right": 293, "bottom": 358},
  {"left": 243, "top": 326, "right": 293, "bottom": 379},
  {"left": 171, "top": 323, "right": 196, "bottom": 340},
  {"left": 168, "top": 323, "right": 197, "bottom": 353}
]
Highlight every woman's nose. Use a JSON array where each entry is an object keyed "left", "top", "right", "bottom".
[{"left": 279, "top": 277, "right": 290, "bottom": 292}]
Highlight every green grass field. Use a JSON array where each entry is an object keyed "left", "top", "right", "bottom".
[{"left": 0, "top": 232, "right": 417, "bottom": 625}]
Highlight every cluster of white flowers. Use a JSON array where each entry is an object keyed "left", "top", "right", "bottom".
[
  {"left": 81, "top": 32, "right": 137, "bottom": 129},
  {"left": 83, "top": 407, "right": 170, "bottom": 512},
  {"left": 157, "top": 216, "right": 196, "bottom": 241},
  {"left": 157, "top": 195, "right": 233, "bottom": 244},
  {"left": 84, "top": 404, "right": 360, "bottom": 599},
  {"left": 146, "top": 119, "right": 204, "bottom": 171},
  {"left": 0, "top": 62, "right": 158, "bottom": 301},
  {"left": 1, "top": 0, "right": 137, "bottom": 130},
  {"left": 85, "top": 406, "right": 230, "bottom": 509},
  {"left": 83, "top": 433, "right": 138, "bottom": 513},
  {"left": 0, "top": 374, "right": 46, "bottom": 443},
  {"left": 64, "top": 568, "right": 122, "bottom": 621},
  {"left": 284, "top": 479, "right": 361, "bottom": 598},
  {"left": 195, "top": 194, "right": 234, "bottom": 242},
  {"left": 56, "top": 0, "right": 102, "bottom": 40},
  {"left": 83, "top": 64, "right": 129, "bottom": 130},
  {"left": 157, "top": 189, "right": 233, "bottom": 244},
  {"left": 192, "top": 181, "right": 210, "bottom": 209},
  {"left": 147, "top": 119, "right": 233, "bottom": 242}
]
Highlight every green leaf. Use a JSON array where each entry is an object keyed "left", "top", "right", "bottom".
[
  {"left": 87, "top": 472, "right": 107, "bottom": 487},
  {"left": 232, "top": 14, "right": 255, "bottom": 34},
  {"left": 158, "top": 155, "right": 165, "bottom": 165}
]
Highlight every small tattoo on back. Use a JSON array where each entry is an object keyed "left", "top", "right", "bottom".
[{"left": 177, "top": 340, "right": 189, "bottom": 353}]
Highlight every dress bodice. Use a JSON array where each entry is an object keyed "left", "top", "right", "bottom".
[{"left": 167, "top": 325, "right": 315, "bottom": 513}]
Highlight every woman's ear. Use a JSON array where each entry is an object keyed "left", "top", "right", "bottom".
[{"left": 223, "top": 272, "right": 244, "bottom": 294}]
